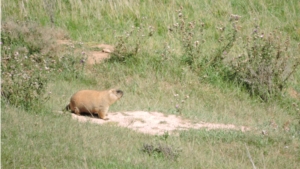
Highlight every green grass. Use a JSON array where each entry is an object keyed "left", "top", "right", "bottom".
[
  {"left": 2, "top": 0, "right": 300, "bottom": 168},
  {"left": 2, "top": 104, "right": 299, "bottom": 168}
]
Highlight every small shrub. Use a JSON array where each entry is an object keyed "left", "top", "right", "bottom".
[
  {"left": 168, "top": 8, "right": 238, "bottom": 70},
  {"left": 167, "top": 7, "right": 205, "bottom": 68},
  {"left": 110, "top": 20, "right": 155, "bottom": 62},
  {"left": 172, "top": 93, "right": 189, "bottom": 115},
  {"left": 142, "top": 142, "right": 181, "bottom": 161},
  {"left": 229, "top": 28, "right": 300, "bottom": 101},
  {"left": 209, "top": 14, "right": 239, "bottom": 68}
]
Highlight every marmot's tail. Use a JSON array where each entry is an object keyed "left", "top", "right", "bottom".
[{"left": 65, "top": 104, "right": 71, "bottom": 111}]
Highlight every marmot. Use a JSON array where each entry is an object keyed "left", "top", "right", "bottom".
[{"left": 66, "top": 89, "right": 123, "bottom": 120}]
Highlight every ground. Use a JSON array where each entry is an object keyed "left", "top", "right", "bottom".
[{"left": 71, "top": 111, "right": 250, "bottom": 135}]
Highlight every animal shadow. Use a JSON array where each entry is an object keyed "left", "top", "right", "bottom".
[{"left": 70, "top": 111, "right": 100, "bottom": 119}]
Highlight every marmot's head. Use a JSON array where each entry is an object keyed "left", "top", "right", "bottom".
[{"left": 108, "top": 89, "right": 124, "bottom": 104}]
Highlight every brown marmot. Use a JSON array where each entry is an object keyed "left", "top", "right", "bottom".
[{"left": 66, "top": 89, "right": 123, "bottom": 120}]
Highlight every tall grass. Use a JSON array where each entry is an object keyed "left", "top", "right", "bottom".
[{"left": 2, "top": 0, "right": 300, "bottom": 168}]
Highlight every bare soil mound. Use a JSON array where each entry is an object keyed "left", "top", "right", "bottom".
[
  {"left": 57, "top": 40, "right": 114, "bottom": 65},
  {"left": 71, "top": 111, "right": 250, "bottom": 135},
  {"left": 86, "top": 44, "right": 114, "bottom": 65}
]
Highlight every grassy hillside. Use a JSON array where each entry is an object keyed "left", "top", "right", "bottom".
[{"left": 2, "top": 0, "right": 300, "bottom": 168}]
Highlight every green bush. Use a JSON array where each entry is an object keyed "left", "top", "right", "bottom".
[
  {"left": 168, "top": 9, "right": 238, "bottom": 71},
  {"left": 1, "top": 21, "right": 79, "bottom": 111},
  {"left": 110, "top": 21, "right": 155, "bottom": 62},
  {"left": 167, "top": 8, "right": 299, "bottom": 101},
  {"left": 167, "top": 7, "right": 206, "bottom": 68},
  {"left": 229, "top": 28, "right": 300, "bottom": 101}
]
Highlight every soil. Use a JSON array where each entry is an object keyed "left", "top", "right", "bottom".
[
  {"left": 71, "top": 111, "right": 250, "bottom": 135},
  {"left": 86, "top": 44, "right": 114, "bottom": 65},
  {"left": 57, "top": 40, "right": 113, "bottom": 65}
]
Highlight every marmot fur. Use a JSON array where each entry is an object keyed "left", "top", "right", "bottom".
[{"left": 66, "top": 89, "right": 123, "bottom": 120}]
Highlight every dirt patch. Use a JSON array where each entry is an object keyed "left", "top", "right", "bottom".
[
  {"left": 71, "top": 111, "right": 250, "bottom": 135},
  {"left": 287, "top": 87, "right": 300, "bottom": 100},
  {"left": 56, "top": 39, "right": 71, "bottom": 45},
  {"left": 86, "top": 44, "right": 114, "bottom": 65},
  {"left": 57, "top": 40, "right": 114, "bottom": 65}
]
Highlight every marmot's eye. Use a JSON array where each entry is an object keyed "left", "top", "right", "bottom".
[{"left": 116, "top": 90, "right": 123, "bottom": 94}]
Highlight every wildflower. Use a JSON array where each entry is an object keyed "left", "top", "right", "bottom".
[
  {"left": 230, "top": 14, "right": 241, "bottom": 21},
  {"left": 81, "top": 51, "right": 85, "bottom": 55},
  {"left": 188, "top": 22, "right": 194, "bottom": 28},
  {"left": 80, "top": 59, "right": 85, "bottom": 64},
  {"left": 22, "top": 74, "right": 28, "bottom": 79},
  {"left": 260, "top": 33, "right": 264, "bottom": 38},
  {"left": 261, "top": 130, "right": 267, "bottom": 135},
  {"left": 14, "top": 52, "right": 19, "bottom": 57},
  {"left": 175, "top": 104, "right": 179, "bottom": 109}
]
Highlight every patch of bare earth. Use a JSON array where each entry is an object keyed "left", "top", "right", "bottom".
[
  {"left": 86, "top": 44, "right": 114, "bottom": 65},
  {"left": 57, "top": 40, "right": 114, "bottom": 65},
  {"left": 71, "top": 111, "right": 250, "bottom": 135},
  {"left": 287, "top": 87, "right": 300, "bottom": 100}
]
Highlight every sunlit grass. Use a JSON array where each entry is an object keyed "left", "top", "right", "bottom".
[{"left": 2, "top": 104, "right": 299, "bottom": 168}]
